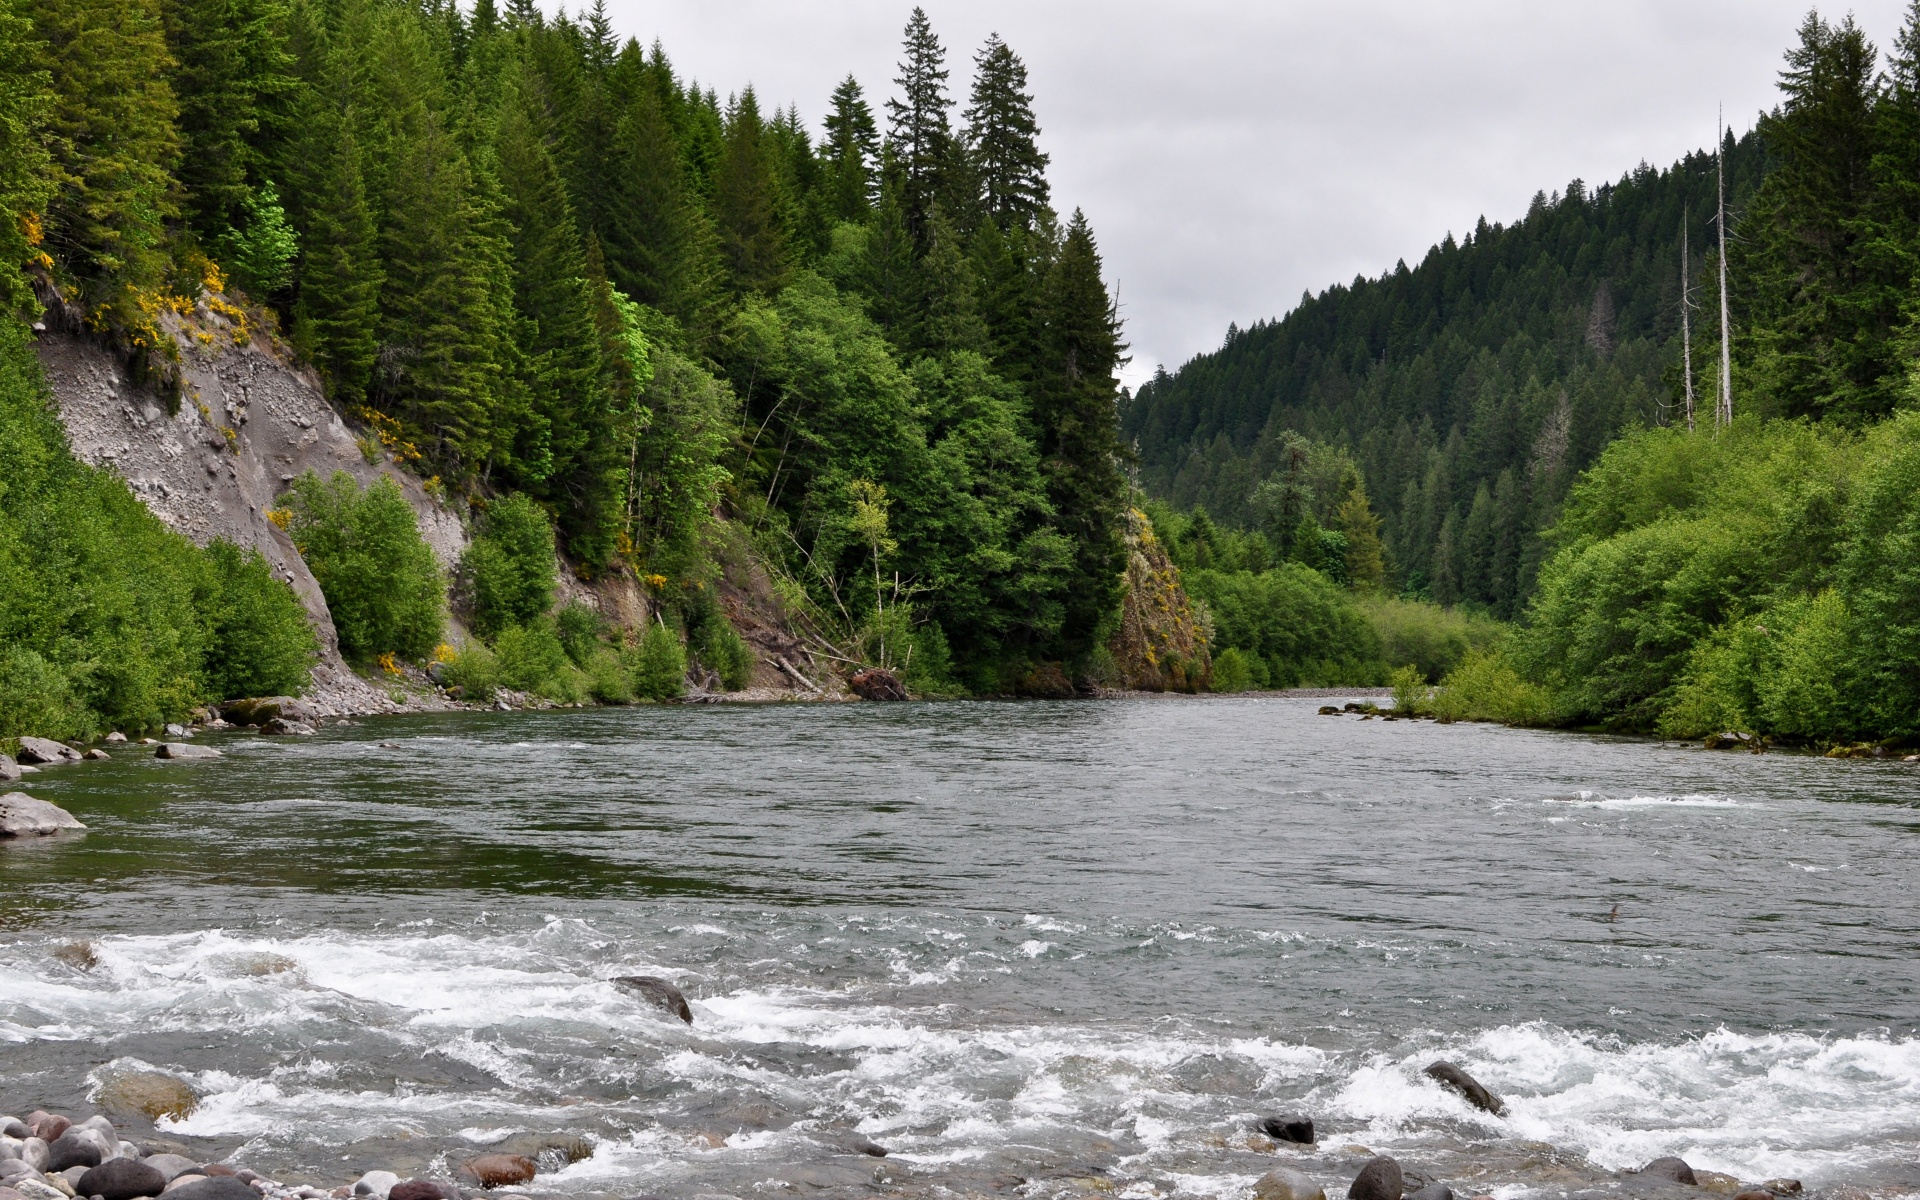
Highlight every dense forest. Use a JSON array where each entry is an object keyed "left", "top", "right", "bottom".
[{"left": 0, "top": 0, "right": 1142, "bottom": 733}]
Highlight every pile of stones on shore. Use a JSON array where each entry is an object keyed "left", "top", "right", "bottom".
[{"left": 0, "top": 1111, "right": 544, "bottom": 1200}]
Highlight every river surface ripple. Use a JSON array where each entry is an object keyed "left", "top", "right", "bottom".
[{"left": 3, "top": 699, "right": 1919, "bottom": 1200}]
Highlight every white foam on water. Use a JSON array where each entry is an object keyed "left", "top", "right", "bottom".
[{"left": 3, "top": 927, "right": 1915, "bottom": 1191}]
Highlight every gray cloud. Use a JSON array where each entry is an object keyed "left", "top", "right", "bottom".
[{"left": 591, "top": 1, "right": 1910, "bottom": 387}]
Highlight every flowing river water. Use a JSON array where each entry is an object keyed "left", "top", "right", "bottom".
[{"left": 3, "top": 699, "right": 1919, "bottom": 1200}]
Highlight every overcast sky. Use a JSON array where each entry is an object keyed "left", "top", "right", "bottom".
[{"left": 583, "top": 1, "right": 1912, "bottom": 389}]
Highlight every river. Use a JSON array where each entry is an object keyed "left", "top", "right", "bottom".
[{"left": 3, "top": 698, "right": 1918, "bottom": 1200}]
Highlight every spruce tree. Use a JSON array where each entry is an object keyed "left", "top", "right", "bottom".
[
  {"left": 917, "top": 204, "right": 986, "bottom": 355},
  {"left": 714, "top": 86, "right": 787, "bottom": 295},
  {"left": 1032, "top": 210, "right": 1127, "bottom": 664},
  {"left": 291, "top": 108, "right": 380, "bottom": 405},
  {"left": 31, "top": 0, "right": 180, "bottom": 311},
  {"left": 964, "top": 33, "right": 1049, "bottom": 230},
  {"left": 822, "top": 74, "right": 877, "bottom": 223},
  {"left": 601, "top": 83, "right": 715, "bottom": 325},
  {"left": 884, "top": 5, "right": 950, "bottom": 240},
  {"left": 0, "top": 0, "right": 51, "bottom": 314},
  {"left": 159, "top": 0, "right": 298, "bottom": 247}
]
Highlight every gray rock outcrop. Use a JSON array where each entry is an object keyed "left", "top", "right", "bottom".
[{"left": 0, "top": 794, "right": 85, "bottom": 838}]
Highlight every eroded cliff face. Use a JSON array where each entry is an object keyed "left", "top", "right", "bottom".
[
  {"left": 1107, "top": 509, "right": 1212, "bottom": 693},
  {"left": 34, "top": 305, "right": 465, "bottom": 715}
]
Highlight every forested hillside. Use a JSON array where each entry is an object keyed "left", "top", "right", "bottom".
[
  {"left": 1123, "top": 131, "right": 1767, "bottom": 616},
  {"left": 0, "top": 0, "right": 1138, "bottom": 724}
]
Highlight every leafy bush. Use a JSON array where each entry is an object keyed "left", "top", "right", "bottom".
[
  {"left": 1185, "top": 563, "right": 1383, "bottom": 687},
  {"left": 584, "top": 646, "right": 633, "bottom": 703},
  {"left": 495, "top": 622, "right": 571, "bottom": 695},
  {"left": 1390, "top": 664, "right": 1427, "bottom": 714},
  {"left": 201, "top": 540, "right": 318, "bottom": 699},
  {"left": 695, "top": 618, "right": 755, "bottom": 691},
  {"left": 442, "top": 642, "right": 501, "bottom": 702},
  {"left": 627, "top": 622, "right": 686, "bottom": 701},
  {"left": 1431, "top": 649, "right": 1555, "bottom": 725},
  {"left": 282, "top": 471, "right": 445, "bottom": 663},
  {"left": 0, "top": 647, "right": 94, "bottom": 742},
  {"left": 463, "top": 493, "right": 556, "bottom": 640},
  {"left": 1210, "top": 646, "right": 1257, "bottom": 693},
  {"left": 1363, "top": 596, "right": 1502, "bottom": 683},
  {"left": 554, "top": 600, "right": 602, "bottom": 667}
]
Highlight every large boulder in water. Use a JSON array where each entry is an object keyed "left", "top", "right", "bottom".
[
  {"left": 453, "top": 1156, "right": 535, "bottom": 1189},
  {"left": 96, "top": 1070, "right": 199, "bottom": 1121},
  {"left": 155, "top": 743, "right": 220, "bottom": 760},
  {"left": 1424, "top": 1061, "right": 1506, "bottom": 1115},
  {"left": 1350, "top": 1157, "right": 1405, "bottom": 1200},
  {"left": 1257, "top": 1115, "right": 1314, "bottom": 1145},
  {"left": 1253, "top": 1168, "right": 1324, "bottom": 1200},
  {"left": 1639, "top": 1158, "right": 1698, "bottom": 1186},
  {"left": 76, "top": 1158, "right": 166, "bottom": 1200},
  {"left": 613, "top": 975, "right": 693, "bottom": 1023},
  {"left": 15, "top": 738, "right": 80, "bottom": 765},
  {"left": 0, "top": 794, "right": 85, "bottom": 838}
]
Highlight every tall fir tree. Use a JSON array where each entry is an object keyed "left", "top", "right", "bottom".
[
  {"left": 31, "top": 0, "right": 180, "bottom": 311},
  {"left": 822, "top": 74, "right": 877, "bottom": 223},
  {"left": 964, "top": 33, "right": 1048, "bottom": 230},
  {"left": 602, "top": 82, "right": 715, "bottom": 326},
  {"left": 1032, "top": 210, "right": 1127, "bottom": 663},
  {"left": 884, "top": 6, "right": 950, "bottom": 240},
  {"left": 0, "top": 0, "right": 51, "bottom": 314},
  {"left": 290, "top": 101, "right": 380, "bottom": 405},
  {"left": 714, "top": 86, "right": 787, "bottom": 296}
]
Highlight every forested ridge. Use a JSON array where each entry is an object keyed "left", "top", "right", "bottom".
[{"left": 0, "top": 0, "right": 1145, "bottom": 732}]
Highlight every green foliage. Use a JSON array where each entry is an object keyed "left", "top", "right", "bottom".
[
  {"left": 495, "top": 620, "right": 575, "bottom": 698},
  {"left": 626, "top": 621, "right": 686, "bottom": 701},
  {"left": 200, "top": 538, "right": 317, "bottom": 699},
  {"left": 1186, "top": 563, "right": 1383, "bottom": 687},
  {"left": 1431, "top": 649, "right": 1555, "bottom": 726},
  {"left": 223, "top": 180, "right": 297, "bottom": 295},
  {"left": 463, "top": 492, "right": 555, "bottom": 640},
  {"left": 281, "top": 470, "right": 445, "bottom": 663},
  {"left": 693, "top": 617, "right": 754, "bottom": 691},
  {"left": 1389, "top": 664, "right": 1427, "bottom": 715},
  {"left": 441, "top": 641, "right": 500, "bottom": 702},
  {"left": 1209, "top": 646, "right": 1257, "bottom": 693},
  {"left": 1362, "top": 596, "right": 1502, "bottom": 683},
  {"left": 0, "top": 646, "right": 91, "bottom": 741},
  {"left": 0, "top": 0, "right": 51, "bottom": 315},
  {"left": 554, "top": 601, "right": 603, "bottom": 667},
  {"left": 583, "top": 645, "right": 632, "bottom": 703}
]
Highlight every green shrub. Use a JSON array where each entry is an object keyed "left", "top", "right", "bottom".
[
  {"left": 0, "top": 647, "right": 95, "bottom": 742},
  {"left": 442, "top": 642, "right": 501, "bottom": 702},
  {"left": 281, "top": 471, "right": 445, "bottom": 663},
  {"left": 554, "top": 600, "right": 602, "bottom": 667},
  {"left": 463, "top": 493, "right": 556, "bottom": 640},
  {"left": 1211, "top": 647, "right": 1256, "bottom": 693},
  {"left": 627, "top": 622, "right": 686, "bottom": 701},
  {"left": 1390, "top": 664, "right": 1428, "bottom": 714},
  {"left": 695, "top": 618, "right": 755, "bottom": 691},
  {"left": 1363, "top": 597, "right": 1502, "bottom": 682},
  {"left": 201, "top": 540, "right": 318, "bottom": 699},
  {"left": 1185, "top": 563, "right": 1383, "bottom": 686},
  {"left": 584, "top": 646, "right": 633, "bottom": 703},
  {"left": 1431, "top": 649, "right": 1555, "bottom": 725},
  {"left": 496, "top": 622, "right": 571, "bottom": 694}
]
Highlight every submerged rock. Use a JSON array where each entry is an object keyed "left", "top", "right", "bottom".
[
  {"left": 154, "top": 743, "right": 220, "bottom": 760},
  {"left": 1423, "top": 1061, "right": 1506, "bottom": 1115},
  {"left": 76, "top": 1158, "right": 165, "bottom": 1200},
  {"left": 613, "top": 975, "right": 693, "bottom": 1023},
  {"left": 16, "top": 739, "right": 80, "bottom": 765},
  {"left": 1257, "top": 1115, "right": 1315, "bottom": 1145},
  {"left": 452, "top": 1157, "right": 534, "bottom": 1190},
  {"left": 95, "top": 1071, "right": 198, "bottom": 1121},
  {"left": 0, "top": 794, "right": 86, "bottom": 838},
  {"left": 1252, "top": 1167, "right": 1325, "bottom": 1200},
  {"left": 83, "top": 749, "right": 110, "bottom": 761},
  {"left": 1639, "top": 1158, "right": 1698, "bottom": 1186},
  {"left": 1350, "top": 1156, "right": 1405, "bottom": 1200}
]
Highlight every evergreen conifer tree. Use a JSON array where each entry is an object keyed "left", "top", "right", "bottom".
[
  {"left": 884, "top": 6, "right": 950, "bottom": 240},
  {"left": 1032, "top": 210, "right": 1127, "bottom": 662},
  {"left": 0, "top": 0, "right": 51, "bottom": 314},
  {"left": 715, "top": 86, "right": 788, "bottom": 295},
  {"left": 602, "top": 83, "right": 715, "bottom": 324},
  {"left": 964, "top": 33, "right": 1048, "bottom": 230},
  {"left": 822, "top": 74, "right": 877, "bottom": 223},
  {"left": 290, "top": 106, "right": 380, "bottom": 406},
  {"left": 31, "top": 0, "right": 180, "bottom": 311},
  {"left": 917, "top": 204, "right": 986, "bottom": 355}
]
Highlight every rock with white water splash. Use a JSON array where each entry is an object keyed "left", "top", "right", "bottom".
[
  {"left": 154, "top": 743, "right": 219, "bottom": 760},
  {"left": 612, "top": 975, "right": 693, "bottom": 1023},
  {"left": 1423, "top": 1061, "right": 1506, "bottom": 1115},
  {"left": 15, "top": 738, "right": 80, "bottom": 765},
  {"left": 76, "top": 1158, "right": 165, "bottom": 1200},
  {"left": 1639, "top": 1159, "right": 1698, "bottom": 1186},
  {"left": 95, "top": 1072, "right": 198, "bottom": 1122},
  {"left": 0, "top": 794, "right": 85, "bottom": 838},
  {"left": 452, "top": 1157, "right": 534, "bottom": 1190},
  {"left": 139, "top": 1159, "right": 197, "bottom": 1186},
  {"left": 350, "top": 1173, "right": 398, "bottom": 1200},
  {"left": 1257, "top": 1115, "right": 1315, "bottom": 1145},
  {"left": 1350, "top": 1157, "right": 1405, "bottom": 1200},
  {"left": 1252, "top": 1167, "right": 1325, "bottom": 1200}
]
